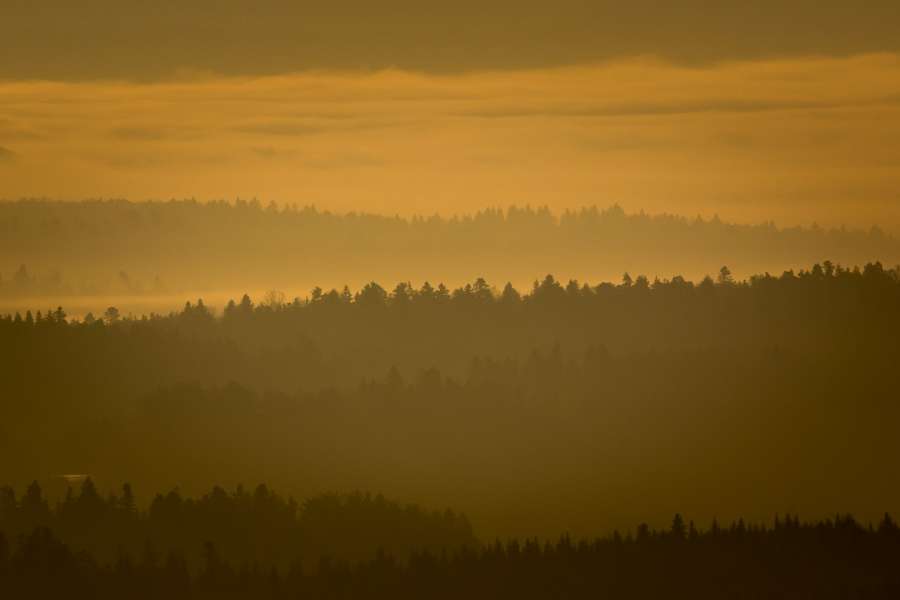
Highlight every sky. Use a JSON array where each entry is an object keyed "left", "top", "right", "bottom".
[{"left": 2, "top": 1, "right": 900, "bottom": 229}]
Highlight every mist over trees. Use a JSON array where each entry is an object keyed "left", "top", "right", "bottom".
[
  {"left": 3, "top": 207, "right": 900, "bottom": 595},
  {"left": 2, "top": 263, "right": 899, "bottom": 536},
  {"left": 1, "top": 200, "right": 897, "bottom": 300}
]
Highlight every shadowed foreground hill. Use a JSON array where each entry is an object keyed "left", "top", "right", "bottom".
[
  {"left": 1, "top": 503, "right": 899, "bottom": 599},
  {"left": 0, "top": 481, "right": 474, "bottom": 568}
]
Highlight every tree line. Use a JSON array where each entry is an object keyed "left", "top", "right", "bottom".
[
  {"left": 0, "top": 479, "right": 474, "bottom": 569},
  {"left": 2, "top": 501, "right": 899, "bottom": 599},
  {"left": 1, "top": 261, "right": 897, "bottom": 397},
  {"left": 2, "top": 199, "right": 897, "bottom": 295},
  {"left": 0, "top": 263, "right": 163, "bottom": 297}
]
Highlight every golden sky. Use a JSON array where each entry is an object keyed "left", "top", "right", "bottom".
[{"left": 2, "top": 2, "right": 900, "bottom": 229}]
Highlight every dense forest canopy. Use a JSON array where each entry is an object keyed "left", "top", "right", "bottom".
[
  {"left": 1, "top": 489, "right": 899, "bottom": 599},
  {"left": 1, "top": 200, "right": 897, "bottom": 308},
  {"left": 0, "top": 480, "right": 475, "bottom": 568},
  {"left": 2, "top": 262, "right": 898, "bottom": 536}
]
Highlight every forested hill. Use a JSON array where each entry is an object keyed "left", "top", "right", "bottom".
[
  {"left": 0, "top": 481, "right": 475, "bottom": 568},
  {"left": 3, "top": 262, "right": 898, "bottom": 391},
  {"left": 1, "top": 200, "right": 897, "bottom": 296},
  {"left": 2, "top": 496, "right": 899, "bottom": 599},
  {"left": 2, "top": 263, "right": 899, "bottom": 535}
]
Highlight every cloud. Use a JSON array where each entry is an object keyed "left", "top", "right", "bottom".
[
  {"left": 251, "top": 146, "right": 301, "bottom": 160},
  {"left": 250, "top": 146, "right": 383, "bottom": 169},
  {"left": 0, "top": 146, "right": 17, "bottom": 163},
  {"left": 236, "top": 122, "right": 330, "bottom": 137},
  {"left": 96, "top": 151, "right": 234, "bottom": 171},
  {"left": 455, "top": 98, "right": 898, "bottom": 120},
  {"left": 0, "top": 119, "right": 41, "bottom": 141},
  {"left": 109, "top": 127, "right": 169, "bottom": 141},
  {"left": 108, "top": 125, "right": 212, "bottom": 141},
  {"left": 300, "top": 152, "right": 385, "bottom": 170},
  {"left": 234, "top": 117, "right": 404, "bottom": 138},
  {"left": 2, "top": 1, "right": 900, "bottom": 79}
]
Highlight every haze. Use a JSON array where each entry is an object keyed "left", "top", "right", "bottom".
[{"left": 3, "top": 4, "right": 900, "bottom": 598}]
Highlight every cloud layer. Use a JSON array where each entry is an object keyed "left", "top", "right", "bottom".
[
  {"left": 3, "top": 1, "right": 900, "bottom": 79},
  {"left": 0, "top": 146, "right": 17, "bottom": 163},
  {"left": 1, "top": 54, "right": 900, "bottom": 228}
]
